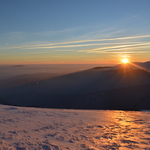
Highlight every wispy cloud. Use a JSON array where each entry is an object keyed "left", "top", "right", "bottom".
[
  {"left": 5, "top": 32, "right": 27, "bottom": 40},
  {"left": 26, "top": 34, "right": 150, "bottom": 48},
  {"left": 79, "top": 42, "right": 150, "bottom": 52},
  {"left": 1, "top": 34, "right": 150, "bottom": 56}
]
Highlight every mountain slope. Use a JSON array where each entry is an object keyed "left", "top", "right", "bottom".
[
  {"left": 0, "top": 62, "right": 150, "bottom": 110},
  {"left": 0, "top": 73, "right": 63, "bottom": 90},
  {"left": 1, "top": 63, "right": 150, "bottom": 95}
]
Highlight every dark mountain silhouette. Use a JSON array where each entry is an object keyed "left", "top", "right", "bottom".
[
  {"left": 0, "top": 62, "right": 150, "bottom": 110},
  {"left": 134, "top": 61, "right": 150, "bottom": 69}
]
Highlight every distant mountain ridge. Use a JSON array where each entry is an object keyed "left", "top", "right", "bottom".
[
  {"left": 0, "top": 61, "right": 150, "bottom": 110},
  {"left": 134, "top": 61, "right": 150, "bottom": 70}
]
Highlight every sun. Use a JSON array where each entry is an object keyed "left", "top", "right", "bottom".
[{"left": 121, "top": 58, "right": 129, "bottom": 64}]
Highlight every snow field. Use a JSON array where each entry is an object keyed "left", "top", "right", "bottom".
[{"left": 0, "top": 105, "right": 150, "bottom": 150}]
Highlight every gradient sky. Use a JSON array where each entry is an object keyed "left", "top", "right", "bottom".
[{"left": 0, "top": 0, "right": 150, "bottom": 65}]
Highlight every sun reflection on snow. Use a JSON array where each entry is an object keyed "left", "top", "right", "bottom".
[{"left": 95, "top": 111, "right": 147, "bottom": 149}]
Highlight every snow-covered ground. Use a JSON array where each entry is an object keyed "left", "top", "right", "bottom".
[{"left": 0, "top": 105, "right": 150, "bottom": 150}]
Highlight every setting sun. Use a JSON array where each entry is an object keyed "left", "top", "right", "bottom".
[{"left": 121, "top": 58, "right": 129, "bottom": 64}]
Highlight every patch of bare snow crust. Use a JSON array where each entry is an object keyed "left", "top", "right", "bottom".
[{"left": 0, "top": 105, "right": 150, "bottom": 150}]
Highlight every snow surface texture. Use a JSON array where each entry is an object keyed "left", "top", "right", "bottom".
[{"left": 0, "top": 105, "right": 150, "bottom": 150}]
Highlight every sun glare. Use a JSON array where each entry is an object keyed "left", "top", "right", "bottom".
[{"left": 121, "top": 58, "right": 129, "bottom": 64}]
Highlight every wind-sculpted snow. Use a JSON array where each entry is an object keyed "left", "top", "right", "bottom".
[{"left": 0, "top": 105, "right": 150, "bottom": 150}]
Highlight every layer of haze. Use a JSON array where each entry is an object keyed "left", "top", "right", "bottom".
[{"left": 0, "top": 64, "right": 108, "bottom": 80}]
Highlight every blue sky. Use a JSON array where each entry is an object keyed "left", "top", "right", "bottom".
[{"left": 0, "top": 0, "right": 150, "bottom": 64}]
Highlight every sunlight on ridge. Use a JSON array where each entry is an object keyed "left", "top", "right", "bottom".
[
  {"left": 120, "top": 57, "right": 150, "bottom": 74},
  {"left": 130, "top": 62, "right": 150, "bottom": 74}
]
